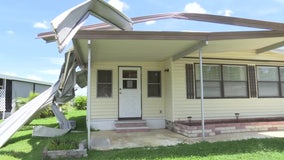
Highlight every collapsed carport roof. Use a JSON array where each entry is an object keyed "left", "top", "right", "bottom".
[{"left": 38, "top": 0, "right": 284, "bottom": 67}]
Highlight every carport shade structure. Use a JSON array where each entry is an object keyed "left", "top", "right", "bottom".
[{"left": 38, "top": 0, "right": 284, "bottom": 148}]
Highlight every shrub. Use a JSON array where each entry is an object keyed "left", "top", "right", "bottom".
[
  {"left": 16, "top": 92, "right": 40, "bottom": 110},
  {"left": 60, "top": 102, "right": 72, "bottom": 114},
  {"left": 15, "top": 92, "right": 54, "bottom": 118},
  {"left": 47, "top": 136, "right": 79, "bottom": 150},
  {"left": 15, "top": 92, "right": 75, "bottom": 118},
  {"left": 38, "top": 106, "right": 54, "bottom": 118},
  {"left": 73, "top": 96, "right": 87, "bottom": 110}
]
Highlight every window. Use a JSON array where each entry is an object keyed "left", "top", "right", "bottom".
[
  {"left": 195, "top": 64, "right": 222, "bottom": 98},
  {"left": 97, "top": 70, "right": 112, "bottom": 97},
  {"left": 122, "top": 70, "right": 137, "bottom": 89},
  {"left": 148, "top": 71, "right": 161, "bottom": 97},
  {"left": 280, "top": 67, "right": 284, "bottom": 96},
  {"left": 195, "top": 64, "right": 248, "bottom": 98},
  {"left": 257, "top": 66, "right": 280, "bottom": 97},
  {"left": 223, "top": 65, "right": 248, "bottom": 97}
]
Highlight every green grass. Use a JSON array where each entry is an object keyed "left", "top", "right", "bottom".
[
  {"left": 1, "top": 109, "right": 284, "bottom": 160},
  {"left": 0, "top": 108, "right": 87, "bottom": 160},
  {"left": 46, "top": 135, "right": 82, "bottom": 150},
  {"left": 85, "top": 139, "right": 284, "bottom": 160}
]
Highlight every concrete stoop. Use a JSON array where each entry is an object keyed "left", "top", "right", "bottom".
[{"left": 114, "top": 120, "right": 150, "bottom": 133}]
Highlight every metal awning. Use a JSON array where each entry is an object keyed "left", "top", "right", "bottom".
[
  {"left": 37, "top": 5, "right": 284, "bottom": 66},
  {"left": 50, "top": 0, "right": 132, "bottom": 52},
  {"left": 69, "top": 30, "right": 284, "bottom": 66}
]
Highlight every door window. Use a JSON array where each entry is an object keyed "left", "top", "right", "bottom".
[{"left": 122, "top": 70, "right": 137, "bottom": 89}]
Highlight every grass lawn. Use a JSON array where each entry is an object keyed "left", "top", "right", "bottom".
[
  {"left": 88, "top": 139, "right": 284, "bottom": 160},
  {"left": 1, "top": 109, "right": 284, "bottom": 160},
  {"left": 0, "top": 108, "right": 87, "bottom": 160}
]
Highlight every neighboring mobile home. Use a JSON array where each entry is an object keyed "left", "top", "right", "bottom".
[
  {"left": 38, "top": 0, "right": 284, "bottom": 146},
  {"left": 0, "top": 74, "right": 52, "bottom": 118}
]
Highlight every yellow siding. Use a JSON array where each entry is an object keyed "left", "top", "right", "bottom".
[
  {"left": 172, "top": 51, "right": 284, "bottom": 121},
  {"left": 142, "top": 62, "right": 165, "bottom": 118},
  {"left": 174, "top": 98, "right": 284, "bottom": 121},
  {"left": 90, "top": 61, "right": 165, "bottom": 119},
  {"left": 90, "top": 62, "right": 118, "bottom": 119},
  {"left": 90, "top": 50, "right": 284, "bottom": 122},
  {"left": 164, "top": 59, "right": 174, "bottom": 121}
]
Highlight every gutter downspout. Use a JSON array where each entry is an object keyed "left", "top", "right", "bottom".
[{"left": 87, "top": 40, "right": 92, "bottom": 149}]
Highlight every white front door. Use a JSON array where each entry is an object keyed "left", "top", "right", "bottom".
[{"left": 119, "top": 67, "right": 141, "bottom": 118}]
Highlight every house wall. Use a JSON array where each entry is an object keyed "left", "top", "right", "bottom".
[
  {"left": 90, "top": 61, "right": 166, "bottom": 130},
  {"left": 90, "top": 51, "right": 284, "bottom": 130},
  {"left": 4, "top": 81, "right": 51, "bottom": 112},
  {"left": 164, "top": 59, "right": 174, "bottom": 121},
  {"left": 5, "top": 80, "right": 12, "bottom": 112},
  {"left": 34, "top": 84, "right": 50, "bottom": 93},
  {"left": 171, "top": 51, "right": 284, "bottom": 122},
  {"left": 12, "top": 81, "right": 34, "bottom": 100}
]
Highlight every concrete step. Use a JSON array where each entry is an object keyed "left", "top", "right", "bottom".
[
  {"left": 115, "top": 126, "right": 150, "bottom": 133},
  {"left": 114, "top": 120, "right": 147, "bottom": 128},
  {"left": 114, "top": 120, "right": 150, "bottom": 132}
]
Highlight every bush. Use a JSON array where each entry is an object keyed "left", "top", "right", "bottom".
[
  {"left": 60, "top": 102, "right": 72, "bottom": 114},
  {"left": 15, "top": 92, "right": 54, "bottom": 118},
  {"left": 47, "top": 136, "right": 79, "bottom": 150},
  {"left": 38, "top": 106, "right": 54, "bottom": 118},
  {"left": 73, "top": 96, "right": 87, "bottom": 110},
  {"left": 16, "top": 92, "right": 40, "bottom": 110}
]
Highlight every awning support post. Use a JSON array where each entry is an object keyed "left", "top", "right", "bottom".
[
  {"left": 87, "top": 40, "right": 92, "bottom": 149},
  {"left": 199, "top": 41, "right": 207, "bottom": 140}
]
